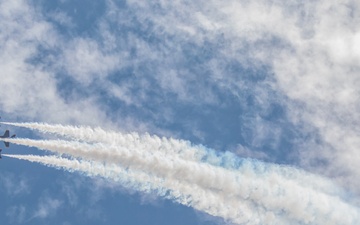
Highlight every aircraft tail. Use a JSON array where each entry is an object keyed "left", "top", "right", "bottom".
[
  {"left": 2, "top": 130, "right": 9, "bottom": 138},
  {"left": 0, "top": 149, "right": 2, "bottom": 159},
  {"left": 2, "top": 130, "right": 10, "bottom": 147}
]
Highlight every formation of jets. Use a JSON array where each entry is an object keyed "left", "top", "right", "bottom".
[{"left": 0, "top": 117, "right": 16, "bottom": 159}]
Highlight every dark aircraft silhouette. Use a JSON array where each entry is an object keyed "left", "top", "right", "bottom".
[
  {"left": 0, "top": 149, "right": 2, "bottom": 159},
  {"left": 0, "top": 130, "right": 16, "bottom": 147}
]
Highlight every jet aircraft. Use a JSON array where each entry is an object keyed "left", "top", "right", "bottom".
[
  {"left": 0, "top": 130, "right": 16, "bottom": 147},
  {"left": 0, "top": 149, "right": 2, "bottom": 159}
]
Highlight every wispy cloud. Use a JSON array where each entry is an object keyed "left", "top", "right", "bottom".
[
  {"left": 0, "top": 173, "right": 30, "bottom": 196},
  {"left": 98, "top": 0, "right": 360, "bottom": 194},
  {"left": 6, "top": 205, "right": 27, "bottom": 224},
  {"left": 32, "top": 196, "right": 63, "bottom": 219}
]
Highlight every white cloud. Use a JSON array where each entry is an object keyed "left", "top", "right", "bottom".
[
  {"left": 6, "top": 205, "right": 27, "bottom": 224},
  {"left": 49, "top": 11, "right": 75, "bottom": 28},
  {"left": 32, "top": 196, "right": 62, "bottom": 219},
  {"left": 60, "top": 181, "right": 79, "bottom": 207},
  {"left": 0, "top": 173, "right": 29, "bottom": 196},
  {"left": 60, "top": 38, "right": 122, "bottom": 86},
  {"left": 100, "top": 0, "right": 360, "bottom": 195},
  {"left": 0, "top": 0, "right": 114, "bottom": 127},
  {"left": 265, "top": 2, "right": 360, "bottom": 193}
]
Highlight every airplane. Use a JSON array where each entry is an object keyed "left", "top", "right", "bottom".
[
  {"left": 0, "top": 149, "right": 2, "bottom": 159},
  {"left": 0, "top": 130, "right": 16, "bottom": 147}
]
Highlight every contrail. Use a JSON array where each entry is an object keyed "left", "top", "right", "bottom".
[
  {"left": 3, "top": 154, "right": 282, "bottom": 225},
  {"left": 4, "top": 137, "right": 360, "bottom": 224}
]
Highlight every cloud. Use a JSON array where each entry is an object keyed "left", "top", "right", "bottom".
[
  {"left": 6, "top": 205, "right": 26, "bottom": 224},
  {"left": 59, "top": 37, "right": 122, "bottom": 86},
  {"left": 32, "top": 196, "right": 62, "bottom": 219},
  {"left": 48, "top": 11, "right": 75, "bottom": 29},
  {"left": 261, "top": 1, "right": 360, "bottom": 193},
  {"left": 0, "top": 173, "right": 30, "bottom": 196},
  {"left": 0, "top": 0, "right": 113, "bottom": 127},
  {"left": 6, "top": 195, "right": 61, "bottom": 223},
  {"left": 59, "top": 179, "right": 79, "bottom": 207},
  {"left": 98, "top": 0, "right": 360, "bottom": 194}
]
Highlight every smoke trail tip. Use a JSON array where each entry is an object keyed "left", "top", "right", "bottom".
[
  {"left": 2, "top": 154, "right": 23, "bottom": 157},
  {"left": 0, "top": 122, "right": 16, "bottom": 125},
  {"left": 1, "top": 154, "right": 26, "bottom": 160}
]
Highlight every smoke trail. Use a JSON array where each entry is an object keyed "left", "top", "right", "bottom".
[
  {"left": 0, "top": 122, "right": 248, "bottom": 172},
  {"left": 1, "top": 122, "right": 347, "bottom": 197},
  {"left": 3, "top": 154, "right": 283, "bottom": 225},
  {"left": 5, "top": 138, "right": 252, "bottom": 196},
  {"left": 4, "top": 137, "right": 360, "bottom": 224},
  {"left": 1, "top": 122, "right": 205, "bottom": 163}
]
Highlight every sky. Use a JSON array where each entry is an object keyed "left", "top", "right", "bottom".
[{"left": 0, "top": 0, "right": 359, "bottom": 224}]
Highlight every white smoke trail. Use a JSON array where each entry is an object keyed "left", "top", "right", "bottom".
[
  {"left": 1, "top": 122, "right": 347, "bottom": 197},
  {"left": 0, "top": 122, "right": 247, "bottom": 173},
  {"left": 1, "top": 122, "right": 205, "bottom": 162},
  {"left": 4, "top": 137, "right": 360, "bottom": 224},
  {"left": 2, "top": 154, "right": 284, "bottom": 225}
]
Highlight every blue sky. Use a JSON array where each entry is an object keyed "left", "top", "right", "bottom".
[{"left": 0, "top": 0, "right": 359, "bottom": 224}]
